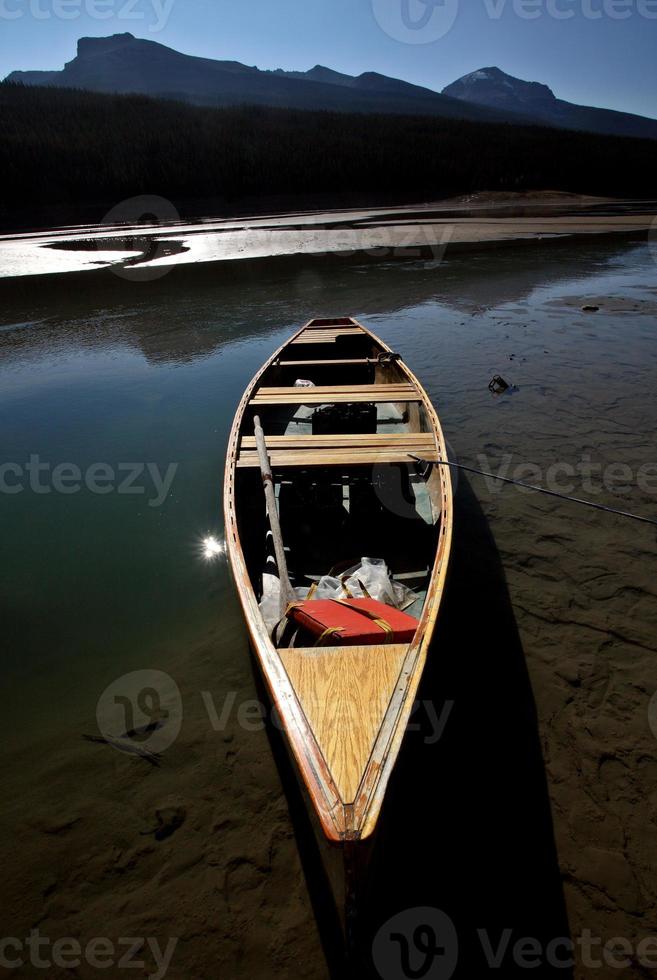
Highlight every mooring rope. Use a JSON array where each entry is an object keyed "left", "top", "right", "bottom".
[{"left": 407, "top": 456, "right": 657, "bottom": 529}]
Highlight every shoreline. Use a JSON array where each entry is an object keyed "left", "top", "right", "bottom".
[
  {"left": 0, "top": 189, "right": 636, "bottom": 237},
  {"left": 0, "top": 195, "right": 655, "bottom": 281}
]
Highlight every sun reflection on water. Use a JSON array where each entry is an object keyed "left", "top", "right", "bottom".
[{"left": 201, "top": 535, "right": 224, "bottom": 561}]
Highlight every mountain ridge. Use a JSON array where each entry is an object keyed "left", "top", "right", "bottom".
[
  {"left": 5, "top": 33, "right": 503, "bottom": 123},
  {"left": 6, "top": 35, "right": 657, "bottom": 140}
]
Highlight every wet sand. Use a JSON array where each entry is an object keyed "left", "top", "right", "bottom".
[{"left": 1, "top": 625, "right": 328, "bottom": 979}]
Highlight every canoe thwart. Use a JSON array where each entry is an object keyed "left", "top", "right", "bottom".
[
  {"left": 237, "top": 432, "right": 439, "bottom": 467},
  {"left": 249, "top": 383, "right": 419, "bottom": 406}
]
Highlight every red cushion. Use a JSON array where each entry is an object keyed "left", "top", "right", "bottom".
[{"left": 287, "top": 597, "right": 418, "bottom": 646}]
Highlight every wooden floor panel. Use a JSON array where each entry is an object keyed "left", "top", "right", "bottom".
[{"left": 279, "top": 644, "right": 409, "bottom": 803}]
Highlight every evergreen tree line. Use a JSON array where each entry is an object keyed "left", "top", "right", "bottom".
[{"left": 1, "top": 81, "right": 655, "bottom": 223}]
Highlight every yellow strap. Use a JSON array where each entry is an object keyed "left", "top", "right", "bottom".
[
  {"left": 285, "top": 602, "right": 343, "bottom": 645},
  {"left": 328, "top": 598, "right": 394, "bottom": 643},
  {"left": 315, "top": 626, "right": 344, "bottom": 647}
]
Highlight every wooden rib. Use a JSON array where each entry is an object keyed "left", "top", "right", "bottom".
[{"left": 279, "top": 645, "right": 409, "bottom": 804}]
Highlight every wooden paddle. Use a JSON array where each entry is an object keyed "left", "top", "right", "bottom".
[{"left": 253, "top": 414, "right": 296, "bottom": 613}]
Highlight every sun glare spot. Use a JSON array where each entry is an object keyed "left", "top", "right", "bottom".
[{"left": 201, "top": 535, "right": 224, "bottom": 561}]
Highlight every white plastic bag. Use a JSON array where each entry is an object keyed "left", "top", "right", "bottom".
[
  {"left": 310, "top": 558, "right": 418, "bottom": 611},
  {"left": 342, "top": 558, "right": 417, "bottom": 611},
  {"left": 314, "top": 575, "right": 344, "bottom": 599},
  {"left": 259, "top": 574, "right": 310, "bottom": 634}
]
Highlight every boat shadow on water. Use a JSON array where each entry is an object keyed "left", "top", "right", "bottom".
[{"left": 259, "top": 472, "right": 572, "bottom": 979}]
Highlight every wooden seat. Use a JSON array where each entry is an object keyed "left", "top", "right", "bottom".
[
  {"left": 250, "top": 383, "right": 418, "bottom": 406},
  {"left": 236, "top": 432, "right": 438, "bottom": 468},
  {"left": 240, "top": 434, "right": 434, "bottom": 449},
  {"left": 277, "top": 358, "right": 372, "bottom": 367},
  {"left": 291, "top": 327, "right": 365, "bottom": 345},
  {"left": 305, "top": 317, "right": 358, "bottom": 328}
]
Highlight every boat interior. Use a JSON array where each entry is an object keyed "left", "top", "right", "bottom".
[{"left": 233, "top": 318, "right": 445, "bottom": 647}]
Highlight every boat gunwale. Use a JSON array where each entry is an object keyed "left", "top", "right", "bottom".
[{"left": 223, "top": 317, "right": 453, "bottom": 843}]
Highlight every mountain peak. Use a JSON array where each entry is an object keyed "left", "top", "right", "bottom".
[
  {"left": 304, "top": 65, "right": 355, "bottom": 86},
  {"left": 443, "top": 67, "right": 556, "bottom": 108},
  {"left": 77, "top": 33, "right": 137, "bottom": 58}
]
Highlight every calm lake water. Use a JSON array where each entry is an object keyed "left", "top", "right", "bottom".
[{"left": 1, "top": 238, "right": 657, "bottom": 978}]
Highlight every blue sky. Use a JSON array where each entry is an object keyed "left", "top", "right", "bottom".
[{"left": 1, "top": 0, "right": 656, "bottom": 118}]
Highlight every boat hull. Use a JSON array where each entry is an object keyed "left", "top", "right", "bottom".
[{"left": 224, "top": 317, "right": 453, "bottom": 853}]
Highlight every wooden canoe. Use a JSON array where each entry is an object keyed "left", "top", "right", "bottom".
[{"left": 224, "top": 316, "right": 452, "bottom": 849}]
